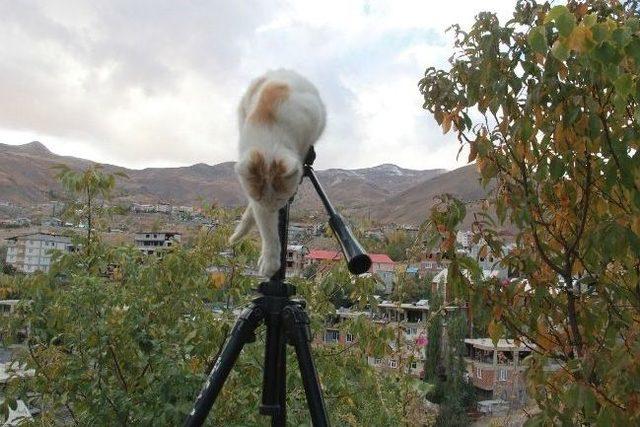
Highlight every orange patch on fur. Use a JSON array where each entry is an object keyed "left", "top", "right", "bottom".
[
  {"left": 245, "top": 151, "right": 268, "bottom": 200},
  {"left": 240, "top": 77, "right": 267, "bottom": 121},
  {"left": 270, "top": 159, "right": 290, "bottom": 193},
  {"left": 249, "top": 81, "right": 290, "bottom": 124}
]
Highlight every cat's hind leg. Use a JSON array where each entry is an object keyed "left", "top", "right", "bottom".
[{"left": 229, "top": 205, "right": 255, "bottom": 244}]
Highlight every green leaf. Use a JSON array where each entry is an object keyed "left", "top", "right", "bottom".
[
  {"left": 593, "top": 42, "right": 622, "bottom": 65},
  {"left": 556, "top": 12, "right": 576, "bottom": 37},
  {"left": 544, "top": 5, "right": 571, "bottom": 24},
  {"left": 611, "top": 27, "right": 631, "bottom": 47},
  {"left": 614, "top": 74, "right": 633, "bottom": 97},
  {"left": 589, "top": 114, "right": 603, "bottom": 138},
  {"left": 551, "top": 40, "right": 570, "bottom": 61},
  {"left": 528, "top": 26, "right": 548, "bottom": 53},
  {"left": 591, "top": 23, "right": 609, "bottom": 43},
  {"left": 625, "top": 37, "right": 640, "bottom": 64},
  {"left": 583, "top": 13, "right": 597, "bottom": 27},
  {"left": 550, "top": 157, "right": 565, "bottom": 179}
]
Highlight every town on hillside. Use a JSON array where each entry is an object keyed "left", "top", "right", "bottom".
[{"left": 1, "top": 197, "right": 549, "bottom": 422}]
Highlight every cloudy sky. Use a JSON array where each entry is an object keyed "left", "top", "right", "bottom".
[{"left": 0, "top": 0, "right": 514, "bottom": 171}]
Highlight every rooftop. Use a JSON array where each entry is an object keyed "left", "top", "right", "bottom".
[
  {"left": 464, "top": 338, "right": 533, "bottom": 351},
  {"left": 5, "top": 232, "right": 72, "bottom": 242},
  {"left": 369, "top": 253, "right": 394, "bottom": 264},
  {"left": 306, "top": 249, "right": 341, "bottom": 261}
]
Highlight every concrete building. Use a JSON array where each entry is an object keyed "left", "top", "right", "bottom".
[
  {"left": 130, "top": 203, "right": 155, "bottom": 213},
  {"left": 285, "top": 245, "right": 309, "bottom": 277},
  {"left": 41, "top": 217, "right": 63, "bottom": 227},
  {"left": 369, "top": 254, "right": 395, "bottom": 291},
  {"left": 463, "top": 338, "right": 536, "bottom": 405},
  {"left": 134, "top": 232, "right": 181, "bottom": 255},
  {"left": 456, "top": 230, "right": 474, "bottom": 250},
  {"left": 5, "top": 233, "right": 73, "bottom": 273},
  {"left": 320, "top": 302, "right": 429, "bottom": 378}
]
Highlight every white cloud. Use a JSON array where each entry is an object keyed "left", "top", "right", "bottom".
[{"left": 0, "top": 0, "right": 516, "bottom": 170}]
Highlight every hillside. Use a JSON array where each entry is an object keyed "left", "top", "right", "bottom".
[
  {"left": 0, "top": 142, "right": 446, "bottom": 216},
  {"left": 370, "top": 164, "right": 492, "bottom": 225}
]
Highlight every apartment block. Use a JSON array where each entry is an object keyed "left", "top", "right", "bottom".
[{"left": 4, "top": 233, "right": 73, "bottom": 273}]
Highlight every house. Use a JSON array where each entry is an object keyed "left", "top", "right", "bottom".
[
  {"left": 155, "top": 204, "right": 171, "bottom": 214},
  {"left": 130, "top": 203, "right": 155, "bottom": 213},
  {"left": 306, "top": 250, "right": 395, "bottom": 283},
  {"left": 41, "top": 217, "right": 63, "bottom": 227},
  {"left": 0, "top": 300, "right": 19, "bottom": 316},
  {"left": 305, "top": 249, "right": 342, "bottom": 273},
  {"left": 285, "top": 245, "right": 309, "bottom": 277},
  {"left": 464, "top": 338, "right": 545, "bottom": 405},
  {"left": 369, "top": 253, "right": 395, "bottom": 291},
  {"left": 134, "top": 232, "right": 181, "bottom": 255},
  {"left": 5, "top": 233, "right": 74, "bottom": 273}
]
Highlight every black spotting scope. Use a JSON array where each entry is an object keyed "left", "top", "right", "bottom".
[{"left": 303, "top": 148, "right": 372, "bottom": 275}]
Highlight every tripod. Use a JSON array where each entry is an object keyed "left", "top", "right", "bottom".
[{"left": 185, "top": 148, "right": 371, "bottom": 426}]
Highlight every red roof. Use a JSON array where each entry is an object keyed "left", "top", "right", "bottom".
[
  {"left": 306, "top": 250, "right": 394, "bottom": 265},
  {"left": 369, "top": 253, "right": 395, "bottom": 264},
  {"left": 306, "top": 250, "right": 342, "bottom": 261}
]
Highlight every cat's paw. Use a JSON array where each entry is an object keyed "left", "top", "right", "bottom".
[{"left": 258, "top": 252, "right": 280, "bottom": 277}]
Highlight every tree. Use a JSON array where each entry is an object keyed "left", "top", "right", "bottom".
[
  {"left": 419, "top": 1, "right": 640, "bottom": 424},
  {"left": 1, "top": 183, "right": 428, "bottom": 425},
  {"left": 55, "top": 165, "right": 126, "bottom": 255}
]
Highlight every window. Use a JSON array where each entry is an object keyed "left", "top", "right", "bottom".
[
  {"left": 345, "top": 333, "right": 354, "bottom": 343},
  {"left": 476, "top": 367, "right": 482, "bottom": 379},
  {"left": 498, "top": 369, "right": 507, "bottom": 381},
  {"left": 388, "top": 359, "right": 397, "bottom": 368},
  {"left": 374, "top": 358, "right": 383, "bottom": 366},
  {"left": 411, "top": 361, "right": 418, "bottom": 370},
  {"left": 324, "top": 330, "right": 339, "bottom": 343}
]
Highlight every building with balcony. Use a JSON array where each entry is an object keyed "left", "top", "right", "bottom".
[
  {"left": 4, "top": 233, "right": 73, "bottom": 273},
  {"left": 463, "top": 338, "right": 534, "bottom": 405},
  {"left": 320, "top": 301, "right": 430, "bottom": 378},
  {"left": 134, "top": 231, "right": 181, "bottom": 255}
]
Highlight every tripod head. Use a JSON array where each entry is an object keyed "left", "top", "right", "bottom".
[{"left": 303, "top": 147, "right": 372, "bottom": 275}]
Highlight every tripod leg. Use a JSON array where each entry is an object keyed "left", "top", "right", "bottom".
[
  {"left": 283, "top": 305, "right": 330, "bottom": 427},
  {"left": 261, "top": 309, "right": 287, "bottom": 426},
  {"left": 184, "top": 304, "right": 265, "bottom": 427}
]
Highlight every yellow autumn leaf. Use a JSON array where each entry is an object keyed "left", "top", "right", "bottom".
[
  {"left": 567, "top": 25, "right": 593, "bottom": 53},
  {"left": 209, "top": 272, "right": 226, "bottom": 289},
  {"left": 442, "top": 114, "right": 452, "bottom": 134}
]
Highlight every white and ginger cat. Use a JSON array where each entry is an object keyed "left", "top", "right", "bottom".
[{"left": 229, "top": 69, "right": 326, "bottom": 277}]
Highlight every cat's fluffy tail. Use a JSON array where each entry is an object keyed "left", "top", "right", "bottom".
[{"left": 229, "top": 205, "right": 255, "bottom": 244}]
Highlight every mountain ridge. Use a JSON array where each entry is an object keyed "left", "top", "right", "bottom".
[{"left": 1, "top": 141, "right": 481, "bottom": 224}]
